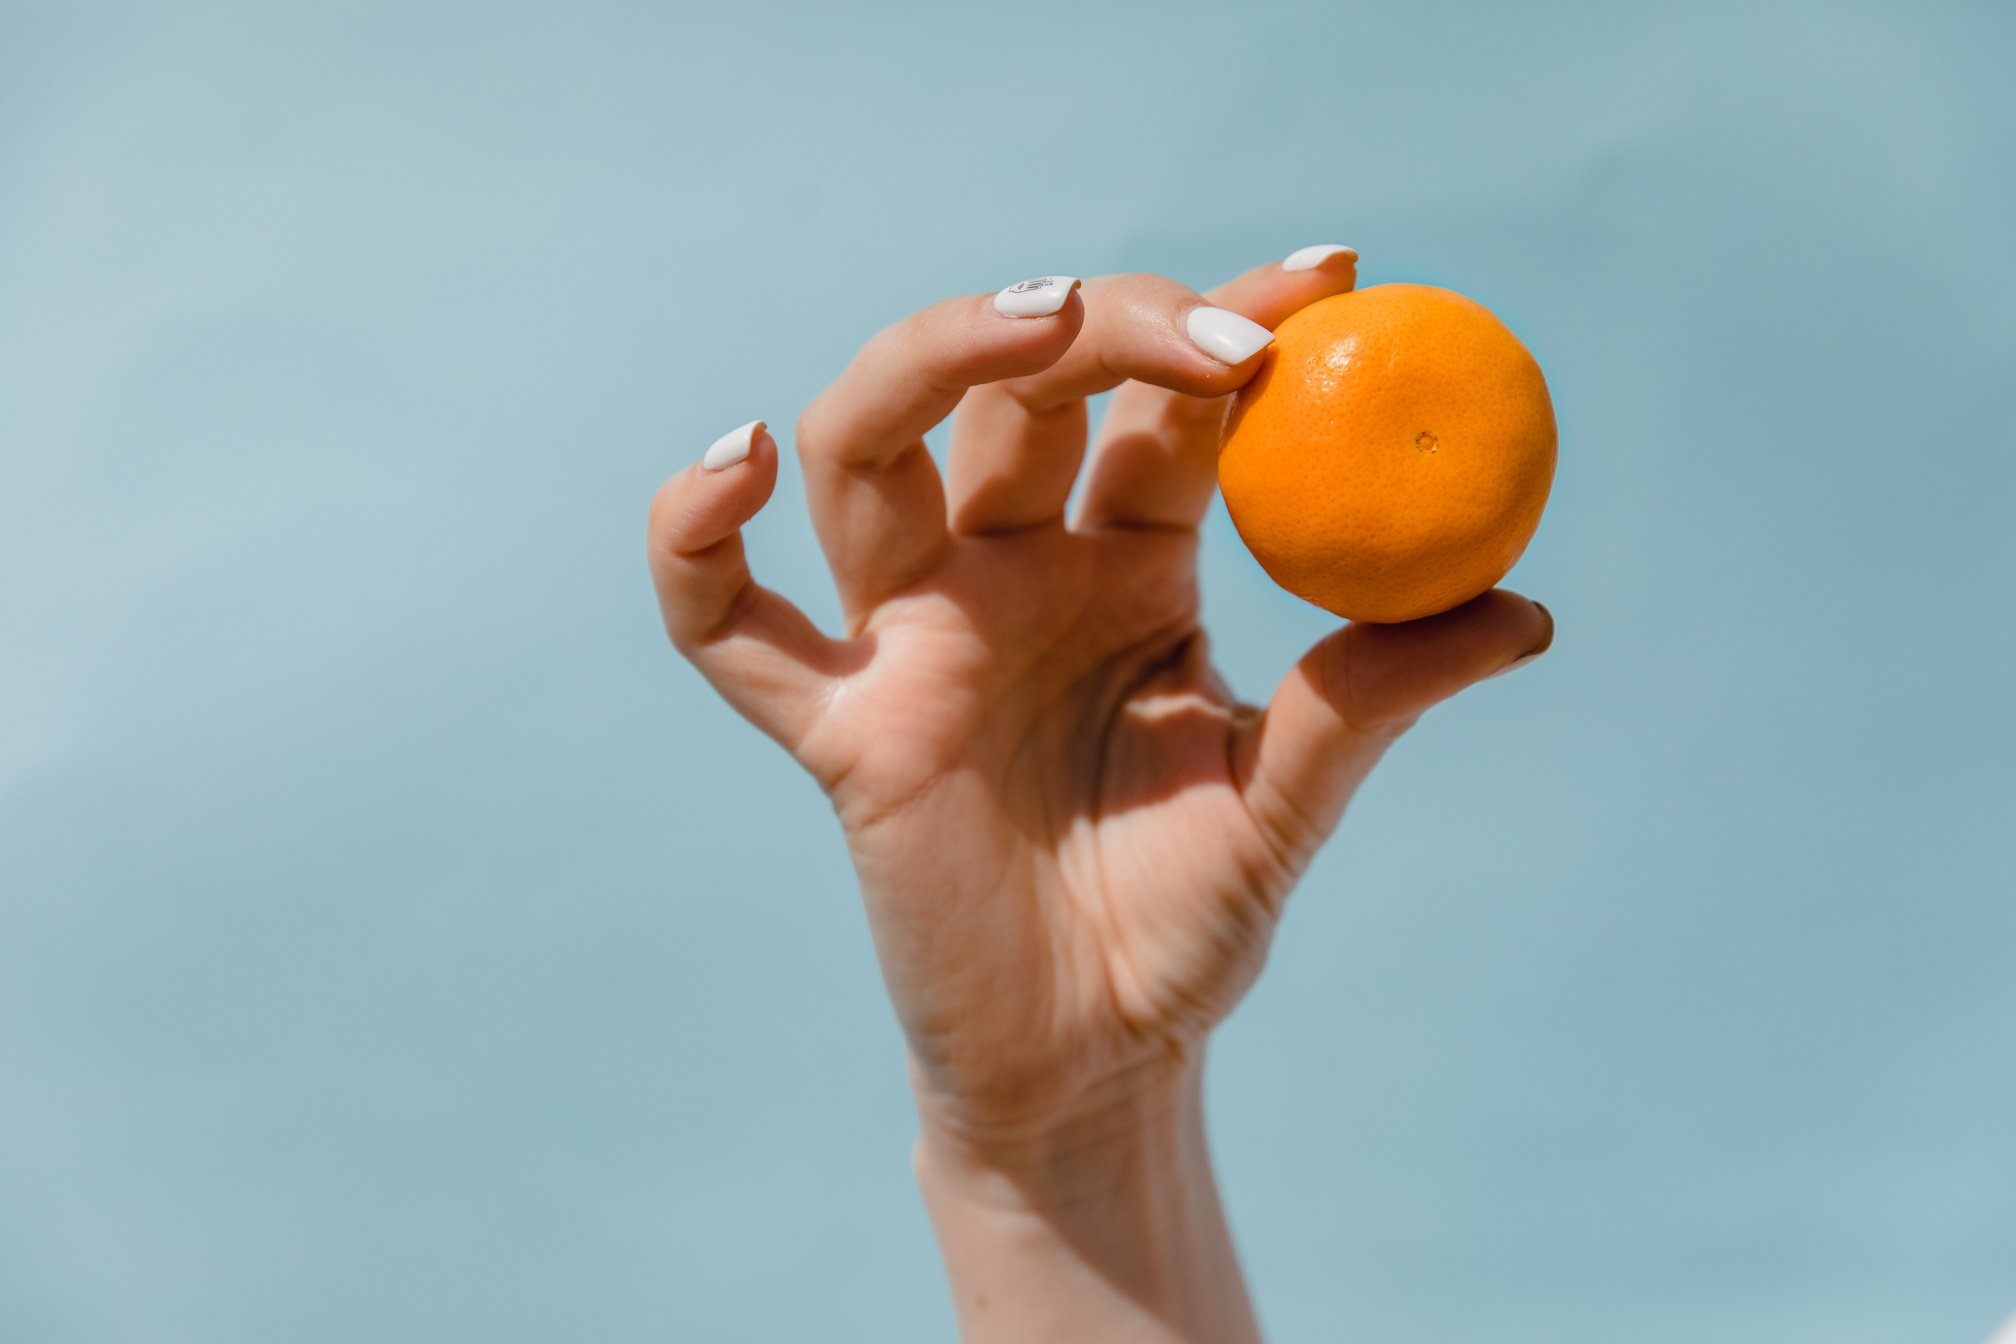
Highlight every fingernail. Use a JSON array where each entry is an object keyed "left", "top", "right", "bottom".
[
  {"left": 993, "top": 275, "right": 1080, "bottom": 318},
  {"left": 1185, "top": 306, "right": 1274, "bottom": 365},
  {"left": 1529, "top": 601, "right": 1555, "bottom": 654},
  {"left": 1281, "top": 243, "right": 1358, "bottom": 272},
  {"left": 702, "top": 419, "right": 762, "bottom": 472}
]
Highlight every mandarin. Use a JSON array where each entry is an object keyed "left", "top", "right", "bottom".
[{"left": 1218, "top": 284, "right": 1556, "bottom": 624}]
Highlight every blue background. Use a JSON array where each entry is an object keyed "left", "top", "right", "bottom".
[{"left": 3, "top": 2, "right": 2012, "bottom": 1340}]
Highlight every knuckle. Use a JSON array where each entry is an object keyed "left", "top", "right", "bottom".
[
  {"left": 679, "top": 578, "right": 761, "bottom": 652},
  {"left": 793, "top": 403, "right": 824, "bottom": 457}
]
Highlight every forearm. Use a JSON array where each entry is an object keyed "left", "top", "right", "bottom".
[{"left": 912, "top": 1054, "right": 1263, "bottom": 1343}]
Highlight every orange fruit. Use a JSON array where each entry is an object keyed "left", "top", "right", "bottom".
[{"left": 1218, "top": 283, "right": 1556, "bottom": 624}]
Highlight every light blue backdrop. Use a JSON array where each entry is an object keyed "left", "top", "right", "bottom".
[{"left": 2, "top": 2, "right": 2011, "bottom": 1340}]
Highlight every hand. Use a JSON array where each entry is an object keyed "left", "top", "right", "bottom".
[{"left": 648, "top": 255, "right": 1553, "bottom": 1340}]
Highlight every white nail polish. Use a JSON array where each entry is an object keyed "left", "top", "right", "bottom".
[
  {"left": 1185, "top": 306, "right": 1274, "bottom": 365},
  {"left": 1281, "top": 243, "right": 1359, "bottom": 272},
  {"left": 702, "top": 419, "right": 761, "bottom": 472},
  {"left": 1484, "top": 651, "right": 1545, "bottom": 681},
  {"left": 993, "top": 275, "right": 1080, "bottom": 318}
]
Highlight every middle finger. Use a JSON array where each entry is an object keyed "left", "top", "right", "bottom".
[{"left": 945, "top": 272, "right": 1278, "bottom": 536}]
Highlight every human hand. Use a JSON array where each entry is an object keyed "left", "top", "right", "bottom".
[{"left": 648, "top": 252, "right": 1552, "bottom": 1339}]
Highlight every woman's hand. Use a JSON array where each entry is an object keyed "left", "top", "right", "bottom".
[{"left": 648, "top": 253, "right": 1552, "bottom": 1341}]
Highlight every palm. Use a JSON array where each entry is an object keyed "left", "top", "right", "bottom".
[{"left": 805, "top": 529, "right": 1298, "bottom": 1122}]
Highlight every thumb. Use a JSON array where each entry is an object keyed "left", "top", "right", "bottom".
[{"left": 1237, "top": 590, "right": 1553, "bottom": 863}]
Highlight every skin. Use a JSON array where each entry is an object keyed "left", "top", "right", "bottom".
[{"left": 647, "top": 254, "right": 1553, "bottom": 1341}]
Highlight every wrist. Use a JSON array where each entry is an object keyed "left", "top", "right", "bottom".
[
  {"left": 910, "top": 1047, "right": 1262, "bottom": 1343},
  {"left": 909, "top": 1046, "right": 1204, "bottom": 1198}
]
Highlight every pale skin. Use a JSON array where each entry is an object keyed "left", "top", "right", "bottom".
[{"left": 647, "top": 252, "right": 1553, "bottom": 1341}]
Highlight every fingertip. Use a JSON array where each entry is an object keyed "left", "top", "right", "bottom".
[
  {"left": 884, "top": 288, "right": 1078, "bottom": 398},
  {"left": 649, "top": 421, "right": 781, "bottom": 559},
  {"left": 1183, "top": 304, "right": 1276, "bottom": 370},
  {"left": 1320, "top": 589, "right": 1555, "bottom": 723},
  {"left": 1460, "top": 588, "right": 1552, "bottom": 659},
  {"left": 1527, "top": 598, "right": 1554, "bottom": 656},
  {"left": 1473, "top": 594, "right": 1553, "bottom": 682}
]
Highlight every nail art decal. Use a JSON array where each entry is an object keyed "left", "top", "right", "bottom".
[{"left": 993, "top": 276, "right": 1081, "bottom": 318}]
